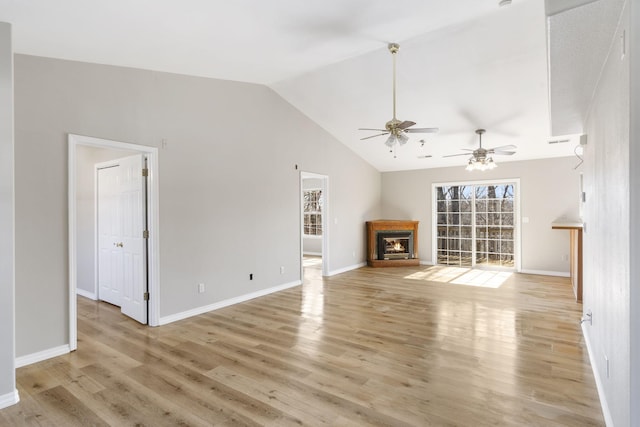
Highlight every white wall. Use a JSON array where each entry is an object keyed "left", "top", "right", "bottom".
[
  {"left": 0, "top": 22, "right": 17, "bottom": 408},
  {"left": 14, "top": 55, "right": 381, "bottom": 357},
  {"left": 581, "top": 1, "right": 632, "bottom": 425},
  {"left": 630, "top": 1, "right": 640, "bottom": 423},
  {"left": 76, "top": 146, "right": 137, "bottom": 297},
  {"left": 381, "top": 157, "right": 580, "bottom": 273}
]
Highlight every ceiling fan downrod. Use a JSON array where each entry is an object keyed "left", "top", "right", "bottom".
[
  {"left": 476, "top": 128, "right": 486, "bottom": 148},
  {"left": 389, "top": 43, "right": 399, "bottom": 121}
]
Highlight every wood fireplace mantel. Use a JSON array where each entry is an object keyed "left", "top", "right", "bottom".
[{"left": 366, "top": 220, "right": 419, "bottom": 267}]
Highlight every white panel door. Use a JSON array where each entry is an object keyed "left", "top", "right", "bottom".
[
  {"left": 97, "top": 166, "right": 123, "bottom": 306},
  {"left": 96, "top": 154, "right": 147, "bottom": 324},
  {"left": 118, "top": 154, "right": 147, "bottom": 324}
]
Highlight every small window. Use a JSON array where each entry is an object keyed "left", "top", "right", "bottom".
[{"left": 303, "top": 189, "right": 323, "bottom": 236}]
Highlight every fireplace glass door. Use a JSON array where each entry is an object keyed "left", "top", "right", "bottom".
[{"left": 377, "top": 231, "right": 413, "bottom": 260}]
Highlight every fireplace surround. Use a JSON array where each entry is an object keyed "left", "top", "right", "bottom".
[{"left": 366, "top": 220, "right": 419, "bottom": 267}]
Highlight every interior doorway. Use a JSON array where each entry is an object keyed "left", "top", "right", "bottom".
[
  {"left": 96, "top": 154, "right": 148, "bottom": 324},
  {"left": 68, "top": 134, "right": 160, "bottom": 351},
  {"left": 301, "top": 172, "right": 329, "bottom": 277}
]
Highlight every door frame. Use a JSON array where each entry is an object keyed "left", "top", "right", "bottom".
[
  {"left": 300, "top": 171, "right": 329, "bottom": 277},
  {"left": 68, "top": 134, "right": 161, "bottom": 351}
]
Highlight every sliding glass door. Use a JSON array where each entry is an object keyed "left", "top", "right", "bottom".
[{"left": 434, "top": 181, "right": 518, "bottom": 269}]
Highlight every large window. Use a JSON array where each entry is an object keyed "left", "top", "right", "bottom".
[
  {"left": 303, "top": 189, "right": 323, "bottom": 236},
  {"left": 434, "top": 182, "right": 517, "bottom": 268}
]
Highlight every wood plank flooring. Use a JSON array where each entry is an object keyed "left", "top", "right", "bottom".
[{"left": 1, "top": 264, "right": 604, "bottom": 426}]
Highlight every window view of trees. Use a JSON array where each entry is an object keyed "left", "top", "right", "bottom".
[
  {"left": 303, "top": 189, "right": 323, "bottom": 236},
  {"left": 436, "top": 183, "right": 515, "bottom": 268}
]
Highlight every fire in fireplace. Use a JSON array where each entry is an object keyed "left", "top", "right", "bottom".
[{"left": 377, "top": 231, "right": 414, "bottom": 260}]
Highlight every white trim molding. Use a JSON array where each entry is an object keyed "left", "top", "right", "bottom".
[
  {"left": 582, "top": 324, "right": 614, "bottom": 426},
  {"left": 159, "top": 280, "right": 302, "bottom": 326},
  {"left": 0, "top": 390, "right": 19, "bottom": 410},
  {"left": 327, "top": 262, "right": 366, "bottom": 277},
  {"left": 15, "top": 345, "right": 70, "bottom": 368},
  {"left": 519, "top": 269, "right": 570, "bottom": 277},
  {"left": 76, "top": 288, "right": 97, "bottom": 300}
]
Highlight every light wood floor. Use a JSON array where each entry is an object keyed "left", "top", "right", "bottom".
[{"left": 1, "top": 265, "right": 604, "bottom": 426}]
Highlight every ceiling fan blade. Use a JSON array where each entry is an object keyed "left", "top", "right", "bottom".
[
  {"left": 405, "top": 127, "right": 439, "bottom": 134},
  {"left": 491, "top": 150, "right": 516, "bottom": 155},
  {"left": 398, "top": 133, "right": 409, "bottom": 145},
  {"left": 397, "top": 120, "right": 416, "bottom": 130},
  {"left": 360, "top": 132, "right": 389, "bottom": 140},
  {"left": 489, "top": 144, "right": 517, "bottom": 151},
  {"left": 384, "top": 134, "right": 396, "bottom": 148},
  {"left": 359, "top": 128, "right": 387, "bottom": 132},
  {"left": 443, "top": 153, "right": 473, "bottom": 158}
]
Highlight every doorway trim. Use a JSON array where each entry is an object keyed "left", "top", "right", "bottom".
[
  {"left": 68, "top": 134, "right": 161, "bottom": 351},
  {"left": 300, "top": 172, "right": 329, "bottom": 277}
]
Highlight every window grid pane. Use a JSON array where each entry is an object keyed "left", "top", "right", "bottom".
[
  {"left": 436, "top": 183, "right": 516, "bottom": 268},
  {"left": 435, "top": 185, "right": 473, "bottom": 267},
  {"left": 303, "top": 189, "right": 323, "bottom": 236}
]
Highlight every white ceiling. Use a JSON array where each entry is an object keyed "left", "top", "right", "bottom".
[
  {"left": 0, "top": 0, "right": 590, "bottom": 171},
  {"left": 547, "top": 0, "right": 625, "bottom": 136}
]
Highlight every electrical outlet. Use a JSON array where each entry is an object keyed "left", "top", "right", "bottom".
[
  {"left": 280, "top": 266, "right": 285, "bottom": 274},
  {"left": 562, "top": 254, "right": 569, "bottom": 262},
  {"left": 198, "top": 283, "right": 205, "bottom": 293}
]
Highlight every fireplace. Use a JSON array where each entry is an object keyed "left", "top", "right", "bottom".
[
  {"left": 377, "top": 231, "right": 414, "bottom": 260},
  {"left": 366, "top": 220, "right": 419, "bottom": 267}
]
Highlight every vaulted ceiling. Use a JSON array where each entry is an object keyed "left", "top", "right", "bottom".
[{"left": 0, "top": 0, "right": 622, "bottom": 171}]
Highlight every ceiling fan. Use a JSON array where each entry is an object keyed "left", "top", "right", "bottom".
[
  {"left": 444, "top": 129, "right": 516, "bottom": 170},
  {"left": 359, "top": 43, "right": 438, "bottom": 155}
]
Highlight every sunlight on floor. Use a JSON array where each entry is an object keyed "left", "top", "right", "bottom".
[
  {"left": 303, "top": 256, "right": 322, "bottom": 268},
  {"left": 405, "top": 266, "right": 512, "bottom": 288}
]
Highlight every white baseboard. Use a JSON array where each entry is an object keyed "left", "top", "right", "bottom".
[
  {"left": 303, "top": 252, "right": 322, "bottom": 256},
  {"left": 327, "top": 262, "right": 366, "bottom": 277},
  {"left": 159, "top": 280, "right": 302, "bottom": 326},
  {"left": 582, "top": 325, "right": 614, "bottom": 427},
  {"left": 15, "top": 344, "right": 71, "bottom": 368},
  {"left": 420, "top": 260, "right": 435, "bottom": 266},
  {"left": 76, "top": 288, "right": 97, "bottom": 300},
  {"left": 0, "top": 390, "right": 19, "bottom": 410},
  {"left": 519, "top": 269, "right": 570, "bottom": 277}
]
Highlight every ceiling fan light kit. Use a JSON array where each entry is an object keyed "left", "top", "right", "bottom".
[
  {"left": 466, "top": 156, "right": 497, "bottom": 171},
  {"left": 359, "top": 43, "right": 438, "bottom": 157},
  {"left": 444, "top": 129, "right": 517, "bottom": 171}
]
